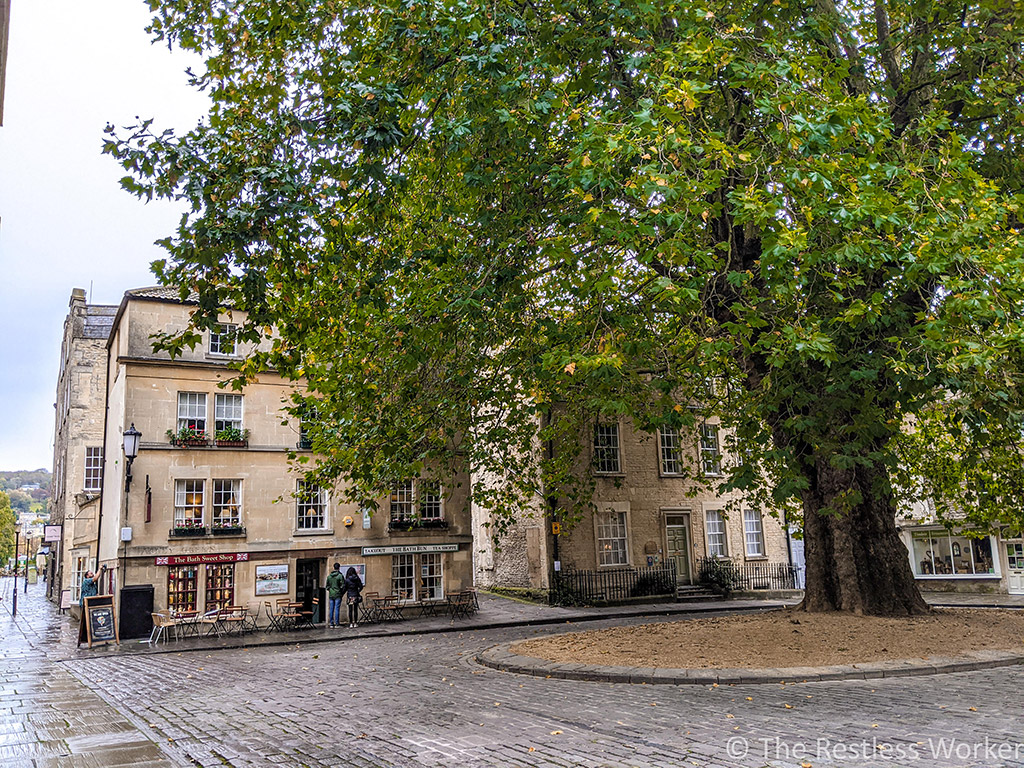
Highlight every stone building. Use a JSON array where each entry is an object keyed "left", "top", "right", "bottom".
[
  {"left": 48, "top": 289, "right": 117, "bottom": 609},
  {"left": 473, "top": 416, "right": 796, "bottom": 595},
  {"left": 61, "top": 286, "right": 473, "bottom": 626}
]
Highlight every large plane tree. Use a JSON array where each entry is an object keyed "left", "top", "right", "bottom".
[{"left": 110, "top": 0, "right": 1024, "bottom": 614}]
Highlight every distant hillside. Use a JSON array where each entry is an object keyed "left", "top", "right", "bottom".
[{"left": 0, "top": 469, "right": 51, "bottom": 493}]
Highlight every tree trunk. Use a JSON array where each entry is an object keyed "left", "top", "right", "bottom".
[{"left": 798, "top": 453, "right": 929, "bottom": 616}]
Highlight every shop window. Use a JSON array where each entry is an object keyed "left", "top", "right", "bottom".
[
  {"left": 705, "top": 510, "right": 728, "bottom": 557},
  {"left": 205, "top": 564, "right": 235, "bottom": 611},
  {"left": 420, "top": 553, "right": 444, "bottom": 601},
  {"left": 912, "top": 531, "right": 996, "bottom": 576},
  {"left": 597, "top": 509, "right": 629, "bottom": 566},
  {"left": 296, "top": 481, "right": 328, "bottom": 530},
  {"left": 84, "top": 447, "right": 103, "bottom": 492},
  {"left": 392, "top": 553, "right": 416, "bottom": 600},
  {"left": 594, "top": 423, "right": 621, "bottom": 474},
  {"left": 177, "top": 392, "right": 207, "bottom": 434},
  {"left": 659, "top": 427, "right": 683, "bottom": 475},
  {"left": 699, "top": 424, "right": 722, "bottom": 476},
  {"left": 743, "top": 509, "right": 765, "bottom": 557},
  {"left": 168, "top": 566, "right": 198, "bottom": 612}
]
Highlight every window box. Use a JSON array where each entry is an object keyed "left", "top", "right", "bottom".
[
  {"left": 211, "top": 525, "right": 245, "bottom": 536},
  {"left": 173, "top": 437, "right": 211, "bottom": 448},
  {"left": 389, "top": 518, "right": 449, "bottom": 532},
  {"left": 215, "top": 439, "right": 249, "bottom": 448},
  {"left": 167, "top": 425, "right": 210, "bottom": 447},
  {"left": 170, "top": 526, "right": 208, "bottom": 538}
]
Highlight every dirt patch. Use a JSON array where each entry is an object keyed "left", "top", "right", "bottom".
[{"left": 511, "top": 609, "right": 1024, "bottom": 669}]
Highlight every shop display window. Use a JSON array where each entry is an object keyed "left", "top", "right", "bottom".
[
  {"left": 205, "top": 563, "right": 235, "bottom": 611},
  {"left": 912, "top": 530, "right": 996, "bottom": 577},
  {"left": 168, "top": 566, "right": 198, "bottom": 611}
]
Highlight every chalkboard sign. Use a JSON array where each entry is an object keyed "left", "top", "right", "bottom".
[
  {"left": 60, "top": 589, "right": 71, "bottom": 611},
  {"left": 82, "top": 594, "right": 119, "bottom": 648}
]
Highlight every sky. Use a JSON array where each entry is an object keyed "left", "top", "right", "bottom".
[{"left": 0, "top": 1, "right": 208, "bottom": 471}]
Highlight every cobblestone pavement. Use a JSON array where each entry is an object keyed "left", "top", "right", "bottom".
[
  {"left": 0, "top": 577, "right": 175, "bottom": 767},
  {"left": 66, "top": 621, "right": 1024, "bottom": 768},
  {"left": 6, "top": 580, "right": 1024, "bottom": 768}
]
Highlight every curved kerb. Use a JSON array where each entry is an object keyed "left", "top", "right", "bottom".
[{"left": 475, "top": 642, "right": 1024, "bottom": 685}]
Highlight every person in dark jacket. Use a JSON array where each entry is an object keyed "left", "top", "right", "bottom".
[
  {"left": 343, "top": 566, "right": 363, "bottom": 628},
  {"left": 325, "top": 563, "right": 345, "bottom": 627}
]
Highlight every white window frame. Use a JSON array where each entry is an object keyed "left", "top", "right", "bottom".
[
  {"left": 174, "top": 480, "right": 205, "bottom": 528},
  {"left": 743, "top": 509, "right": 765, "bottom": 558},
  {"left": 390, "top": 480, "right": 415, "bottom": 522},
  {"left": 392, "top": 553, "right": 416, "bottom": 601},
  {"left": 595, "top": 506, "right": 629, "bottom": 567},
  {"left": 705, "top": 509, "right": 728, "bottom": 558},
  {"left": 419, "top": 553, "right": 444, "bottom": 601},
  {"left": 699, "top": 424, "right": 722, "bottom": 476},
  {"left": 296, "top": 481, "right": 328, "bottom": 530},
  {"left": 659, "top": 427, "right": 683, "bottom": 476},
  {"left": 594, "top": 423, "right": 622, "bottom": 474},
  {"left": 70, "top": 550, "right": 90, "bottom": 604},
  {"left": 212, "top": 479, "right": 242, "bottom": 529},
  {"left": 177, "top": 392, "right": 207, "bottom": 434},
  {"left": 84, "top": 447, "right": 103, "bottom": 492},
  {"left": 209, "top": 323, "right": 237, "bottom": 356},
  {"left": 418, "top": 481, "right": 443, "bottom": 521},
  {"left": 214, "top": 393, "right": 244, "bottom": 433}
]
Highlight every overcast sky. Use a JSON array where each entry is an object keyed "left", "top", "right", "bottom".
[{"left": 0, "top": 1, "right": 208, "bottom": 471}]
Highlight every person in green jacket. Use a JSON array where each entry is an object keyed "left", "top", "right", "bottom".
[{"left": 325, "top": 563, "right": 345, "bottom": 627}]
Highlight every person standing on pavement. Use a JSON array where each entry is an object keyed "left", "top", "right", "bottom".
[
  {"left": 80, "top": 565, "right": 106, "bottom": 605},
  {"left": 343, "top": 566, "right": 363, "bottom": 628},
  {"left": 325, "top": 563, "right": 345, "bottom": 627}
]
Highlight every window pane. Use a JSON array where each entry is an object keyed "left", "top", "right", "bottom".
[
  {"left": 743, "top": 509, "right": 764, "bottom": 557},
  {"left": 209, "top": 323, "right": 236, "bottom": 356},
  {"left": 594, "top": 424, "right": 621, "bottom": 474},
  {"left": 174, "top": 480, "right": 205, "bottom": 527},
  {"left": 214, "top": 394, "right": 243, "bottom": 432},
  {"left": 706, "top": 510, "right": 727, "bottom": 557},
  {"left": 700, "top": 425, "right": 722, "bottom": 476},
  {"left": 296, "top": 481, "right": 327, "bottom": 529},
  {"left": 392, "top": 554, "right": 415, "bottom": 600},
  {"left": 168, "top": 565, "right": 198, "bottom": 612},
  {"left": 212, "top": 479, "right": 242, "bottom": 528},
  {"left": 205, "top": 563, "right": 235, "bottom": 611},
  {"left": 597, "top": 510, "right": 628, "bottom": 566},
  {"left": 420, "top": 553, "right": 443, "bottom": 600},
  {"left": 419, "top": 482, "right": 443, "bottom": 520},
  {"left": 973, "top": 537, "right": 995, "bottom": 574},
  {"left": 390, "top": 480, "right": 414, "bottom": 521},
  {"left": 84, "top": 447, "right": 103, "bottom": 491},
  {"left": 912, "top": 532, "right": 934, "bottom": 575},
  {"left": 177, "top": 392, "right": 207, "bottom": 433},
  {"left": 660, "top": 428, "right": 681, "bottom": 475}
]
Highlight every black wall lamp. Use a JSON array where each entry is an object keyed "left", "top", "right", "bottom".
[{"left": 122, "top": 423, "right": 142, "bottom": 492}]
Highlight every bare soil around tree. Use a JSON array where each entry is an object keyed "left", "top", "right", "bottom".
[{"left": 511, "top": 609, "right": 1024, "bottom": 669}]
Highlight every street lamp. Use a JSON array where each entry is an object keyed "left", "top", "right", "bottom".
[
  {"left": 23, "top": 533, "right": 31, "bottom": 594},
  {"left": 122, "top": 423, "right": 142, "bottom": 492},
  {"left": 11, "top": 521, "right": 20, "bottom": 617}
]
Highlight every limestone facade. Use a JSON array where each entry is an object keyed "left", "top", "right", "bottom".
[
  {"left": 473, "top": 416, "right": 794, "bottom": 591},
  {"left": 48, "top": 289, "right": 116, "bottom": 608},
  {"left": 88, "top": 288, "right": 473, "bottom": 619}
]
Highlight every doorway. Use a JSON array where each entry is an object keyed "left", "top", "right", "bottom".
[
  {"left": 1007, "top": 542, "right": 1024, "bottom": 595},
  {"left": 665, "top": 514, "right": 692, "bottom": 584},
  {"left": 296, "top": 559, "right": 324, "bottom": 623}
]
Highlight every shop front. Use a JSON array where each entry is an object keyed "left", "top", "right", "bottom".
[{"left": 905, "top": 528, "right": 1003, "bottom": 593}]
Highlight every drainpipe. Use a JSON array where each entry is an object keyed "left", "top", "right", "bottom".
[{"left": 94, "top": 340, "right": 113, "bottom": 587}]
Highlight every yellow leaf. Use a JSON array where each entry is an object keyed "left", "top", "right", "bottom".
[
  {"left": 550, "top": 730, "right": 562, "bottom": 735},
  {"left": 581, "top": 154, "right": 592, "bottom": 167},
  {"left": 564, "top": 362, "right": 576, "bottom": 375}
]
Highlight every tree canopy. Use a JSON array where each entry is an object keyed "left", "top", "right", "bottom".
[{"left": 110, "top": 0, "right": 1024, "bottom": 613}]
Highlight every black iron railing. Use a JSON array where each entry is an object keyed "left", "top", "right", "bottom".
[
  {"left": 549, "top": 564, "right": 677, "bottom": 605},
  {"left": 697, "top": 557, "right": 801, "bottom": 592}
]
